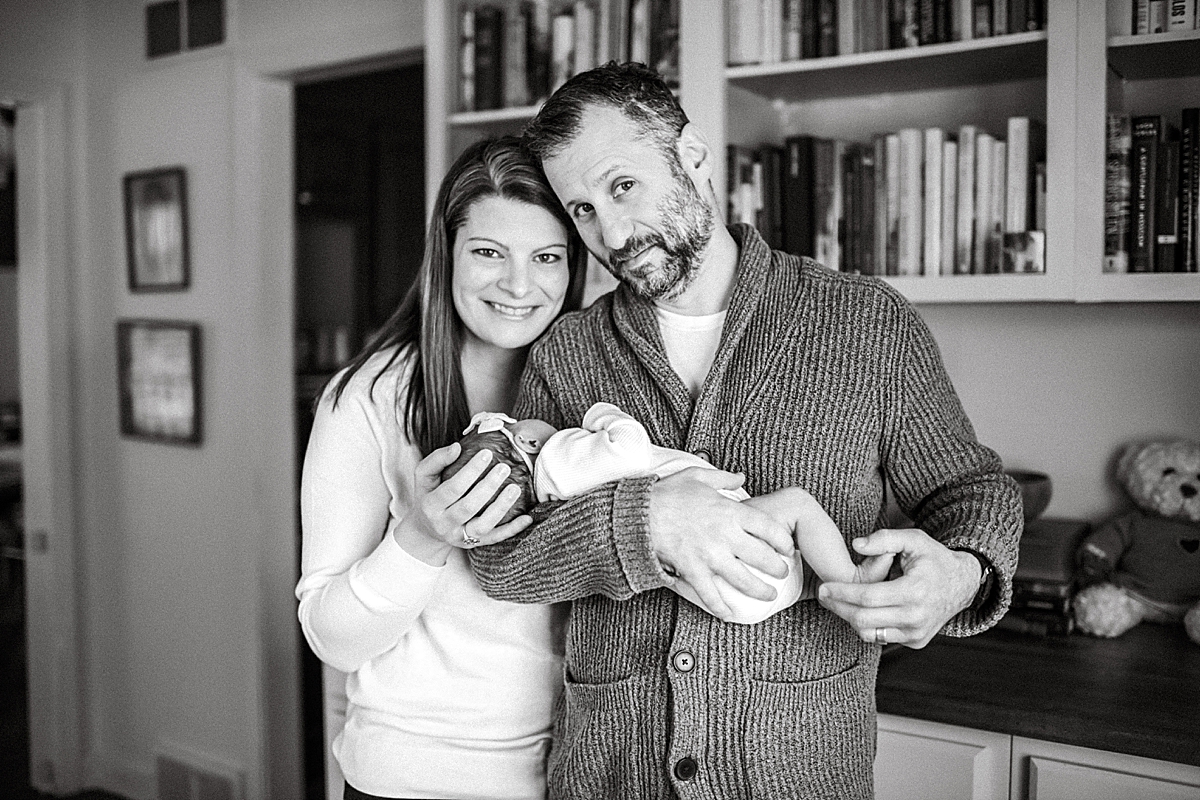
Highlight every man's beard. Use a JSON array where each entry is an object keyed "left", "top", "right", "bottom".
[{"left": 605, "top": 175, "right": 714, "bottom": 302}]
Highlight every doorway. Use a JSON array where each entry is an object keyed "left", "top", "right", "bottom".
[{"left": 293, "top": 61, "right": 425, "bottom": 800}]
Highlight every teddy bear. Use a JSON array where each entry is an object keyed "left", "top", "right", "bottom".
[{"left": 1073, "top": 440, "right": 1200, "bottom": 644}]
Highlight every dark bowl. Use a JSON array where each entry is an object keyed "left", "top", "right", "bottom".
[{"left": 1006, "top": 470, "right": 1053, "bottom": 522}]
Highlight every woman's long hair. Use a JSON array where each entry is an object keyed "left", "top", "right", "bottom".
[{"left": 327, "top": 136, "right": 587, "bottom": 455}]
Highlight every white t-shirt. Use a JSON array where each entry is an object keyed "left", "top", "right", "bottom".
[
  {"left": 296, "top": 347, "right": 567, "bottom": 800},
  {"left": 654, "top": 305, "right": 726, "bottom": 401}
]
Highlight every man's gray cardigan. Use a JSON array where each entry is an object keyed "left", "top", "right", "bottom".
[{"left": 472, "top": 224, "right": 1023, "bottom": 799}]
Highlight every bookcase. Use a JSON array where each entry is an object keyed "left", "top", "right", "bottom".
[{"left": 424, "top": 0, "right": 1200, "bottom": 304}]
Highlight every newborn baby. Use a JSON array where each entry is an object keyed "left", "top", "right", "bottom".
[{"left": 444, "top": 402, "right": 887, "bottom": 624}]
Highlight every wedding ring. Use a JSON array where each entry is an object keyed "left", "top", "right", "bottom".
[
  {"left": 462, "top": 530, "right": 481, "bottom": 547},
  {"left": 875, "top": 627, "right": 887, "bottom": 646}
]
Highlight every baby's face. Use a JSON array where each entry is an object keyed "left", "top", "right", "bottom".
[{"left": 508, "top": 419, "right": 558, "bottom": 455}]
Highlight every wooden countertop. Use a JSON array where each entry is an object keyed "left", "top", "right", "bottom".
[{"left": 876, "top": 621, "right": 1200, "bottom": 766}]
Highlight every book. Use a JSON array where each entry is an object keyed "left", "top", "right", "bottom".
[
  {"left": 630, "top": 0, "right": 651, "bottom": 64},
  {"left": 1104, "top": 114, "right": 1133, "bottom": 273},
  {"left": 473, "top": 3, "right": 505, "bottom": 111},
  {"left": 897, "top": 127, "right": 924, "bottom": 275},
  {"left": 1130, "top": 115, "right": 1162, "bottom": 272},
  {"left": 572, "top": 0, "right": 596, "bottom": 74},
  {"left": 651, "top": 0, "right": 681, "bottom": 84},
  {"left": 923, "top": 128, "right": 944, "bottom": 275},
  {"left": 1150, "top": 0, "right": 1169, "bottom": 32},
  {"left": 988, "top": 138, "right": 1006, "bottom": 272},
  {"left": 842, "top": 144, "right": 860, "bottom": 272},
  {"left": 727, "top": 144, "right": 757, "bottom": 226},
  {"left": 802, "top": 0, "right": 820, "bottom": 58},
  {"left": 954, "top": 0, "right": 973, "bottom": 39},
  {"left": 525, "top": 0, "right": 553, "bottom": 103},
  {"left": 895, "top": 0, "right": 920, "bottom": 47},
  {"left": 550, "top": 7, "right": 575, "bottom": 91},
  {"left": 955, "top": 125, "right": 977, "bottom": 274},
  {"left": 1180, "top": 108, "right": 1199, "bottom": 272},
  {"left": 758, "top": 144, "right": 785, "bottom": 249},
  {"left": 940, "top": 139, "right": 958, "bottom": 275},
  {"left": 814, "top": 137, "right": 841, "bottom": 270},
  {"left": 784, "top": 0, "right": 803, "bottom": 59},
  {"left": 885, "top": 132, "right": 901, "bottom": 274},
  {"left": 1155, "top": 136, "right": 1180, "bottom": 271},
  {"left": 1133, "top": 0, "right": 1150, "bottom": 35},
  {"left": 973, "top": 131, "right": 994, "bottom": 273},
  {"left": 504, "top": 4, "right": 531, "bottom": 107},
  {"left": 459, "top": 5, "right": 476, "bottom": 111},
  {"left": 992, "top": 0, "right": 1007, "bottom": 35},
  {"left": 1034, "top": 160, "right": 1046, "bottom": 231},
  {"left": 726, "top": 0, "right": 761, "bottom": 65},
  {"left": 782, "top": 135, "right": 818, "bottom": 257},
  {"left": 817, "top": 0, "right": 839, "bottom": 56},
  {"left": 761, "top": 0, "right": 783, "bottom": 64},
  {"left": 874, "top": 135, "right": 890, "bottom": 274},
  {"left": 1005, "top": 116, "right": 1046, "bottom": 233},
  {"left": 838, "top": 0, "right": 856, "bottom": 56},
  {"left": 858, "top": 144, "right": 878, "bottom": 274},
  {"left": 1168, "top": 0, "right": 1196, "bottom": 29},
  {"left": 919, "top": 0, "right": 937, "bottom": 45},
  {"left": 972, "top": 0, "right": 992, "bottom": 37}
]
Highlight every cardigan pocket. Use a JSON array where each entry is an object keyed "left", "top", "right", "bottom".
[
  {"left": 546, "top": 673, "right": 664, "bottom": 799},
  {"left": 741, "top": 661, "right": 875, "bottom": 800}
]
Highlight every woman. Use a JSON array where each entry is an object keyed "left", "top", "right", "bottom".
[{"left": 296, "top": 136, "right": 587, "bottom": 800}]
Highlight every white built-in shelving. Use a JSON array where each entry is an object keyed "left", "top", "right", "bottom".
[{"left": 425, "top": 0, "right": 1200, "bottom": 303}]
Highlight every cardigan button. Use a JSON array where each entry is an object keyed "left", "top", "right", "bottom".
[
  {"left": 672, "top": 650, "right": 695, "bottom": 673},
  {"left": 674, "top": 756, "right": 698, "bottom": 781},
  {"left": 693, "top": 449, "right": 711, "bottom": 463}
]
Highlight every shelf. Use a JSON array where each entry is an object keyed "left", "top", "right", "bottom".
[
  {"left": 726, "top": 31, "right": 1047, "bottom": 103},
  {"left": 1107, "top": 29, "right": 1200, "bottom": 81},
  {"left": 1076, "top": 271, "right": 1200, "bottom": 303},
  {"left": 449, "top": 104, "right": 541, "bottom": 128},
  {"left": 881, "top": 272, "right": 1071, "bottom": 304}
]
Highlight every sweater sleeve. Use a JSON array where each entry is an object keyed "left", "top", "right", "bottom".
[
  {"left": 470, "top": 366, "right": 673, "bottom": 603},
  {"left": 884, "top": 305, "right": 1023, "bottom": 636},
  {"left": 295, "top": 366, "right": 444, "bottom": 673}
]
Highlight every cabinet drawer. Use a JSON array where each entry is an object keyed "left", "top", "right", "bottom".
[
  {"left": 875, "top": 714, "right": 1012, "bottom": 800},
  {"left": 1013, "top": 737, "right": 1200, "bottom": 800}
]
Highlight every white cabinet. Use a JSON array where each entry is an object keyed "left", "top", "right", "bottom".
[
  {"left": 1012, "top": 736, "right": 1200, "bottom": 800},
  {"left": 876, "top": 715, "right": 1200, "bottom": 800},
  {"left": 876, "top": 714, "right": 1011, "bottom": 800}
]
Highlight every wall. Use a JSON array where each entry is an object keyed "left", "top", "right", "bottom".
[
  {"left": 0, "top": 1, "right": 423, "bottom": 798},
  {"left": 923, "top": 302, "right": 1200, "bottom": 522},
  {"left": 0, "top": 269, "right": 15, "bottom": 403}
]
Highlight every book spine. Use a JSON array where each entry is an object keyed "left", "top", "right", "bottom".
[
  {"left": 814, "top": 138, "right": 840, "bottom": 270},
  {"left": 504, "top": 6, "right": 530, "bottom": 107},
  {"left": 897, "top": 127, "right": 924, "bottom": 275},
  {"left": 1130, "top": 115, "right": 1161, "bottom": 272},
  {"left": 550, "top": 9, "right": 575, "bottom": 92},
  {"left": 934, "top": 0, "right": 951, "bottom": 41},
  {"left": 802, "top": 0, "right": 820, "bottom": 57},
  {"left": 1181, "top": 108, "right": 1199, "bottom": 272},
  {"left": 1134, "top": 0, "right": 1150, "bottom": 33},
  {"left": 1005, "top": 116, "right": 1029, "bottom": 232},
  {"left": 919, "top": 0, "right": 937, "bottom": 44},
  {"left": 573, "top": 0, "right": 596, "bottom": 73},
  {"left": 653, "top": 0, "right": 681, "bottom": 83},
  {"left": 955, "top": 125, "right": 977, "bottom": 273},
  {"left": 989, "top": 139, "right": 1007, "bottom": 272},
  {"left": 838, "top": 0, "right": 856, "bottom": 55},
  {"left": 1149, "top": 0, "right": 1169, "bottom": 31},
  {"left": 923, "top": 128, "right": 944, "bottom": 275},
  {"left": 992, "top": 0, "right": 1008, "bottom": 34},
  {"left": 761, "top": 0, "right": 783, "bottom": 64},
  {"left": 886, "top": 132, "right": 901, "bottom": 274},
  {"left": 784, "top": 0, "right": 803, "bottom": 59},
  {"left": 474, "top": 4, "right": 505, "bottom": 111},
  {"left": 817, "top": 0, "right": 839, "bottom": 56},
  {"left": 783, "top": 135, "right": 817, "bottom": 256},
  {"left": 842, "top": 145, "right": 859, "bottom": 272},
  {"left": 955, "top": 0, "right": 973, "bottom": 39},
  {"left": 972, "top": 0, "right": 992, "bottom": 37},
  {"left": 831, "top": 139, "right": 845, "bottom": 270},
  {"left": 630, "top": 0, "right": 650, "bottom": 64},
  {"left": 459, "top": 5, "right": 476, "bottom": 112},
  {"left": 759, "top": 145, "right": 785, "bottom": 249},
  {"left": 527, "top": 0, "right": 552, "bottom": 103},
  {"left": 874, "top": 136, "right": 890, "bottom": 273},
  {"left": 973, "top": 131, "right": 994, "bottom": 273},
  {"left": 1034, "top": 161, "right": 1046, "bottom": 231},
  {"left": 859, "top": 145, "right": 877, "bottom": 274},
  {"left": 1155, "top": 137, "right": 1180, "bottom": 271},
  {"left": 1008, "top": 0, "right": 1027, "bottom": 33},
  {"left": 941, "top": 140, "right": 958, "bottom": 275},
  {"left": 1168, "top": 0, "right": 1196, "bottom": 29},
  {"left": 1104, "top": 114, "right": 1133, "bottom": 273}
]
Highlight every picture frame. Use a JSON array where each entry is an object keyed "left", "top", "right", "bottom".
[
  {"left": 117, "top": 319, "right": 202, "bottom": 446},
  {"left": 123, "top": 166, "right": 190, "bottom": 291}
]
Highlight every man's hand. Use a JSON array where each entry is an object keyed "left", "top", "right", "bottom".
[
  {"left": 649, "top": 467, "right": 795, "bottom": 621},
  {"left": 817, "top": 528, "right": 982, "bottom": 649}
]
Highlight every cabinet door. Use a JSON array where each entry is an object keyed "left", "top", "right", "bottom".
[
  {"left": 1013, "top": 736, "right": 1200, "bottom": 800},
  {"left": 875, "top": 714, "right": 1012, "bottom": 800}
]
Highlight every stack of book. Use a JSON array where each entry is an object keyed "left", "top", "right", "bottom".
[
  {"left": 998, "top": 518, "right": 1090, "bottom": 637},
  {"left": 458, "top": 0, "right": 679, "bottom": 113},
  {"left": 1104, "top": 109, "right": 1200, "bottom": 274},
  {"left": 1111, "top": 0, "right": 1199, "bottom": 35},
  {"left": 727, "top": 116, "right": 1046, "bottom": 275},
  {"left": 726, "top": 0, "right": 1046, "bottom": 65}
]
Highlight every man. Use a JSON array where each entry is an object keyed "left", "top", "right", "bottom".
[{"left": 472, "top": 62, "right": 1022, "bottom": 799}]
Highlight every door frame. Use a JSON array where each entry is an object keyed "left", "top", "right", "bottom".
[{"left": 11, "top": 80, "right": 85, "bottom": 795}]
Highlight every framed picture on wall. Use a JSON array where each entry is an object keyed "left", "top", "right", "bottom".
[
  {"left": 123, "top": 166, "right": 189, "bottom": 291},
  {"left": 117, "top": 319, "right": 202, "bottom": 446}
]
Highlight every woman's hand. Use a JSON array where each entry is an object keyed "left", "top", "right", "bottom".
[{"left": 393, "top": 441, "right": 533, "bottom": 565}]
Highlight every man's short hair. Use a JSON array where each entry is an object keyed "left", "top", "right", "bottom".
[{"left": 523, "top": 61, "right": 689, "bottom": 166}]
